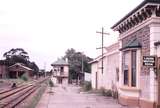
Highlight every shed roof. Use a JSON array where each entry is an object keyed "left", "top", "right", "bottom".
[{"left": 9, "top": 63, "right": 32, "bottom": 71}]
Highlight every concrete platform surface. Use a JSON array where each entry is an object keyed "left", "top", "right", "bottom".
[{"left": 36, "top": 85, "right": 138, "bottom": 108}]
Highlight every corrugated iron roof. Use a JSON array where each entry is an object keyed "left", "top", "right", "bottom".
[
  {"left": 51, "top": 59, "right": 68, "bottom": 66},
  {"left": 9, "top": 63, "right": 32, "bottom": 71}
]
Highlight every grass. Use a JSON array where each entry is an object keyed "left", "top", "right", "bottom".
[
  {"left": 0, "top": 78, "right": 26, "bottom": 85},
  {"left": 83, "top": 87, "right": 117, "bottom": 98},
  {"left": 26, "top": 79, "right": 48, "bottom": 108}
]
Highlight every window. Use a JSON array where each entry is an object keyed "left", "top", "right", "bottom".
[
  {"left": 123, "top": 51, "right": 130, "bottom": 86},
  {"left": 124, "top": 69, "right": 129, "bottom": 85},
  {"left": 123, "top": 50, "right": 137, "bottom": 87},
  {"left": 60, "top": 67, "right": 64, "bottom": 73},
  {"left": 131, "top": 51, "right": 136, "bottom": 87}
]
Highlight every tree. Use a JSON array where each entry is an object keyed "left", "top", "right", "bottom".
[
  {"left": 3, "top": 48, "right": 29, "bottom": 61},
  {"left": 63, "top": 48, "right": 93, "bottom": 83},
  {"left": 3, "top": 48, "right": 39, "bottom": 75},
  {"left": 28, "top": 62, "right": 39, "bottom": 75}
]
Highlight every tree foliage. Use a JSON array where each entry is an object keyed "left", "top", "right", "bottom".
[
  {"left": 3, "top": 48, "right": 39, "bottom": 75},
  {"left": 63, "top": 48, "right": 93, "bottom": 81},
  {"left": 3, "top": 48, "right": 29, "bottom": 60}
]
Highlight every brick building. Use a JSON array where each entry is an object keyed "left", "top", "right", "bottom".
[
  {"left": 111, "top": 0, "right": 160, "bottom": 108},
  {"left": 0, "top": 60, "right": 8, "bottom": 78}
]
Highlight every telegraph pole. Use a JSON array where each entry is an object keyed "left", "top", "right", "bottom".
[
  {"left": 81, "top": 52, "right": 84, "bottom": 83},
  {"left": 44, "top": 62, "right": 46, "bottom": 77},
  {"left": 96, "top": 27, "right": 110, "bottom": 74},
  {"left": 81, "top": 53, "right": 84, "bottom": 74}
]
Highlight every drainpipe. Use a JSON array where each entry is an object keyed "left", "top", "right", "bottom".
[
  {"left": 157, "top": 58, "right": 160, "bottom": 108},
  {"left": 154, "top": 42, "right": 160, "bottom": 108}
]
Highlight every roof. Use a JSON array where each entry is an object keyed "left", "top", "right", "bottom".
[
  {"left": 88, "top": 59, "right": 98, "bottom": 64},
  {"left": 89, "top": 42, "right": 119, "bottom": 64},
  {"left": 51, "top": 59, "right": 68, "bottom": 66},
  {"left": 111, "top": 0, "right": 160, "bottom": 29},
  {"left": 89, "top": 54, "right": 106, "bottom": 64},
  {"left": 120, "top": 38, "right": 141, "bottom": 51},
  {"left": 154, "top": 41, "right": 160, "bottom": 46},
  {"left": 0, "top": 60, "right": 9, "bottom": 65},
  {"left": 9, "top": 63, "right": 32, "bottom": 71},
  {"left": 105, "top": 42, "right": 119, "bottom": 52}
]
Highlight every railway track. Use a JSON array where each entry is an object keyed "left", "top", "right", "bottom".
[{"left": 0, "top": 77, "right": 49, "bottom": 108}]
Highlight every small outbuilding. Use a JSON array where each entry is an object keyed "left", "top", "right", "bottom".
[{"left": 8, "top": 63, "right": 32, "bottom": 78}]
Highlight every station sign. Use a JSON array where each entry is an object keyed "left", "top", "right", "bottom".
[{"left": 143, "top": 56, "right": 156, "bottom": 67}]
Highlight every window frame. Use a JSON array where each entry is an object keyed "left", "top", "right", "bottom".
[{"left": 122, "top": 49, "right": 137, "bottom": 87}]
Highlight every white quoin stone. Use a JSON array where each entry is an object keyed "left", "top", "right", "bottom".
[{"left": 149, "top": 23, "right": 160, "bottom": 102}]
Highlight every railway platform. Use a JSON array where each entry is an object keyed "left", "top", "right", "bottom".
[{"left": 36, "top": 85, "right": 138, "bottom": 108}]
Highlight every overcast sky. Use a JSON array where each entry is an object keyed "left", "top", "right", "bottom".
[{"left": 0, "top": 0, "right": 143, "bottom": 70}]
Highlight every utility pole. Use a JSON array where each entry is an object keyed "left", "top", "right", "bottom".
[
  {"left": 81, "top": 52, "right": 84, "bottom": 73},
  {"left": 44, "top": 62, "right": 46, "bottom": 77},
  {"left": 81, "top": 52, "right": 84, "bottom": 83},
  {"left": 96, "top": 27, "right": 110, "bottom": 74}
]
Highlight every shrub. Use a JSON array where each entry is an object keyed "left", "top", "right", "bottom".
[
  {"left": 21, "top": 73, "right": 29, "bottom": 81},
  {"left": 100, "top": 87, "right": 112, "bottom": 97},
  {"left": 49, "top": 79, "right": 54, "bottom": 87},
  {"left": 83, "top": 81, "right": 92, "bottom": 91},
  {"left": 112, "top": 91, "right": 118, "bottom": 99},
  {"left": 105, "top": 90, "right": 112, "bottom": 97}
]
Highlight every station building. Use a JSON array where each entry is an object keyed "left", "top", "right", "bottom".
[{"left": 111, "top": 0, "right": 160, "bottom": 108}]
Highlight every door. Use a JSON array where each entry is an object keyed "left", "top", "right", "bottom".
[{"left": 96, "top": 72, "right": 98, "bottom": 89}]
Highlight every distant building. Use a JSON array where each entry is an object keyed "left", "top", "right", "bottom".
[
  {"left": 0, "top": 61, "right": 33, "bottom": 79},
  {"left": 90, "top": 42, "right": 119, "bottom": 91},
  {"left": 0, "top": 60, "right": 8, "bottom": 78},
  {"left": 8, "top": 63, "right": 33, "bottom": 78},
  {"left": 51, "top": 59, "right": 69, "bottom": 85},
  {"left": 84, "top": 72, "right": 91, "bottom": 82},
  {"left": 112, "top": 0, "right": 160, "bottom": 108}
]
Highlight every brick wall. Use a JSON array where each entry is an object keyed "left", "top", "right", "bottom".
[
  {"left": 121, "top": 25, "right": 151, "bottom": 99},
  {"left": 122, "top": 26, "right": 150, "bottom": 75}
]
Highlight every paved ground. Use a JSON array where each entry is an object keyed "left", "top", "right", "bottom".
[{"left": 36, "top": 85, "right": 136, "bottom": 108}]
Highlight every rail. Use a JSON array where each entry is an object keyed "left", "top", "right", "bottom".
[{"left": 0, "top": 77, "right": 49, "bottom": 108}]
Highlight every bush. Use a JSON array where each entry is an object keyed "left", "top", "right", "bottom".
[
  {"left": 100, "top": 87, "right": 112, "bottom": 97},
  {"left": 112, "top": 91, "right": 118, "bottom": 99},
  {"left": 105, "top": 90, "right": 112, "bottom": 97},
  {"left": 21, "top": 73, "right": 29, "bottom": 81},
  {"left": 49, "top": 79, "right": 54, "bottom": 87},
  {"left": 83, "top": 81, "right": 92, "bottom": 91}
]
